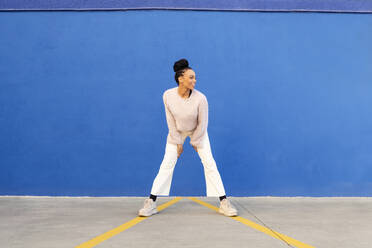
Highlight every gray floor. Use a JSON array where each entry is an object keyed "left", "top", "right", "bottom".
[{"left": 1, "top": 196, "right": 371, "bottom": 248}]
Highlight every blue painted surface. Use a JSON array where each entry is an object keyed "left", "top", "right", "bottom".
[
  {"left": 1, "top": 0, "right": 372, "bottom": 12},
  {"left": 0, "top": 11, "right": 372, "bottom": 196}
]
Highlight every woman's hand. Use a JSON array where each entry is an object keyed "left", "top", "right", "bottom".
[
  {"left": 177, "top": 144, "right": 183, "bottom": 158},
  {"left": 192, "top": 145, "right": 198, "bottom": 153}
]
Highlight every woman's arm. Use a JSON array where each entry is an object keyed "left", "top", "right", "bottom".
[
  {"left": 163, "top": 93, "right": 183, "bottom": 145},
  {"left": 190, "top": 95, "right": 208, "bottom": 148}
]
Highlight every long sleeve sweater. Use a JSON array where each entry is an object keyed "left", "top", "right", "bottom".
[{"left": 163, "top": 87, "right": 208, "bottom": 148}]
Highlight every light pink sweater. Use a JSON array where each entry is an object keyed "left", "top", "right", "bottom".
[{"left": 163, "top": 87, "right": 208, "bottom": 148}]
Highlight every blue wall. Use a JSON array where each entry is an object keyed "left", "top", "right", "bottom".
[{"left": 1, "top": 10, "right": 371, "bottom": 196}]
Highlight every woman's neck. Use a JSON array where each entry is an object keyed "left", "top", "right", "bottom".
[{"left": 177, "top": 86, "right": 191, "bottom": 99}]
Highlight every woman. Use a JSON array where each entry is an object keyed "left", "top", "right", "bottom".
[{"left": 138, "top": 58, "right": 238, "bottom": 217}]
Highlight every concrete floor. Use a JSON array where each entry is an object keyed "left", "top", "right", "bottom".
[{"left": 1, "top": 196, "right": 371, "bottom": 248}]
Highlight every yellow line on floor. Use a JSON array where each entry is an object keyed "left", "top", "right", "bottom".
[
  {"left": 188, "top": 197, "right": 315, "bottom": 248},
  {"left": 75, "top": 197, "right": 183, "bottom": 248}
]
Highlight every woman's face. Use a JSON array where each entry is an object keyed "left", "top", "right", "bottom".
[{"left": 179, "top": 69, "right": 196, "bottom": 90}]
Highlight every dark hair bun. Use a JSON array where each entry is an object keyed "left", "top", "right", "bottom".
[{"left": 173, "top": 58, "right": 189, "bottom": 72}]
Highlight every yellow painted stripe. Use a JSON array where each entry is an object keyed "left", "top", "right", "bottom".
[
  {"left": 188, "top": 197, "right": 315, "bottom": 248},
  {"left": 75, "top": 197, "right": 183, "bottom": 248}
]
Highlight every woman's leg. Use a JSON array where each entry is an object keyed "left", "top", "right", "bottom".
[
  {"left": 197, "top": 132, "right": 238, "bottom": 216},
  {"left": 139, "top": 138, "right": 179, "bottom": 217},
  {"left": 150, "top": 133, "right": 185, "bottom": 196},
  {"left": 197, "top": 132, "right": 226, "bottom": 197}
]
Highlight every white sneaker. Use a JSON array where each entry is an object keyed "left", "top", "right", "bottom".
[
  {"left": 219, "top": 199, "right": 238, "bottom": 217},
  {"left": 138, "top": 198, "right": 158, "bottom": 217}
]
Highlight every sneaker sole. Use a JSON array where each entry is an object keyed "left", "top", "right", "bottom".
[
  {"left": 218, "top": 208, "right": 238, "bottom": 217},
  {"left": 138, "top": 209, "right": 158, "bottom": 217}
]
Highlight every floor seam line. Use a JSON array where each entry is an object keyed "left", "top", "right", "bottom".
[{"left": 187, "top": 197, "right": 315, "bottom": 248}]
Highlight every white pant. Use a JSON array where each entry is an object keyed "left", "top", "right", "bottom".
[{"left": 150, "top": 131, "right": 226, "bottom": 197}]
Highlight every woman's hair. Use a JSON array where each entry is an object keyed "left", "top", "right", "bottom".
[{"left": 173, "top": 58, "right": 192, "bottom": 85}]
